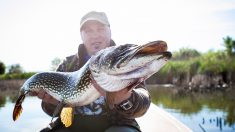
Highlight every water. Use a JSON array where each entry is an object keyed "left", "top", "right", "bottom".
[
  {"left": 0, "top": 86, "right": 235, "bottom": 131},
  {"left": 148, "top": 85, "right": 235, "bottom": 132},
  {"left": 0, "top": 97, "right": 50, "bottom": 132}
]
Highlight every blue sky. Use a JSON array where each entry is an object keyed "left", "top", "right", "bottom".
[{"left": 0, "top": 0, "right": 235, "bottom": 72}]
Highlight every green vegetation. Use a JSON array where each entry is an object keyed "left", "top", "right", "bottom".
[
  {"left": 161, "top": 51, "right": 235, "bottom": 74},
  {"left": 0, "top": 63, "right": 36, "bottom": 80},
  {"left": 0, "top": 96, "right": 6, "bottom": 108},
  {"left": 0, "top": 57, "right": 61, "bottom": 80},
  {"left": 0, "top": 72, "right": 36, "bottom": 80},
  {"left": 223, "top": 36, "right": 235, "bottom": 57},
  {"left": 0, "top": 61, "right": 5, "bottom": 75},
  {"left": 172, "top": 47, "right": 201, "bottom": 61},
  {"left": 0, "top": 57, "right": 62, "bottom": 80},
  {"left": 159, "top": 36, "right": 235, "bottom": 81}
]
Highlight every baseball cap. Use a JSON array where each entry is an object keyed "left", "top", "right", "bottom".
[{"left": 80, "top": 11, "right": 110, "bottom": 29}]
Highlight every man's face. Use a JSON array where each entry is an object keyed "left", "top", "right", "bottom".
[{"left": 80, "top": 20, "right": 111, "bottom": 55}]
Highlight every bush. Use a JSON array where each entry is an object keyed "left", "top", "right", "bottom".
[
  {"left": 198, "top": 51, "right": 228, "bottom": 74},
  {"left": 160, "top": 50, "right": 234, "bottom": 77},
  {"left": 172, "top": 48, "right": 201, "bottom": 60},
  {"left": 0, "top": 61, "right": 5, "bottom": 75},
  {"left": 0, "top": 72, "right": 36, "bottom": 80}
]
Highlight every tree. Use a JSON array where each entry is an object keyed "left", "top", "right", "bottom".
[
  {"left": 0, "top": 61, "right": 5, "bottom": 75},
  {"left": 233, "top": 40, "right": 235, "bottom": 53},
  {"left": 8, "top": 64, "right": 23, "bottom": 74},
  {"left": 223, "top": 36, "right": 235, "bottom": 56},
  {"left": 51, "top": 57, "right": 62, "bottom": 71},
  {"left": 173, "top": 48, "right": 201, "bottom": 60}
]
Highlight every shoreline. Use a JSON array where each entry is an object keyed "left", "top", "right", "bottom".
[
  {"left": 0, "top": 79, "right": 234, "bottom": 93},
  {"left": 0, "top": 79, "right": 25, "bottom": 90}
]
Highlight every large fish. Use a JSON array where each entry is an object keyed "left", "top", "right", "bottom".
[{"left": 12, "top": 40, "right": 172, "bottom": 127}]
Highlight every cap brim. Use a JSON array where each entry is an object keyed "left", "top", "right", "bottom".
[{"left": 80, "top": 18, "right": 110, "bottom": 29}]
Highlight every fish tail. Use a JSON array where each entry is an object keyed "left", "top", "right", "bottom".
[{"left": 13, "top": 93, "right": 26, "bottom": 121}]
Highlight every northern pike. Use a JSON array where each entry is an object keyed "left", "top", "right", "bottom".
[{"left": 13, "top": 40, "right": 172, "bottom": 127}]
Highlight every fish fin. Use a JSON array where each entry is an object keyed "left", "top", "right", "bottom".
[
  {"left": 60, "top": 107, "right": 74, "bottom": 127},
  {"left": 51, "top": 101, "right": 65, "bottom": 122},
  {"left": 13, "top": 94, "right": 26, "bottom": 121}
]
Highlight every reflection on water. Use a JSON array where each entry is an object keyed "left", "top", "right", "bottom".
[
  {"left": 0, "top": 88, "right": 50, "bottom": 132},
  {"left": 148, "top": 85, "right": 235, "bottom": 132},
  {"left": 0, "top": 85, "right": 235, "bottom": 131}
]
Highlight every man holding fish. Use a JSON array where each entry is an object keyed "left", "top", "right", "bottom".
[{"left": 35, "top": 11, "right": 151, "bottom": 132}]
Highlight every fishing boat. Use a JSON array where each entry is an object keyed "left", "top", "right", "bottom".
[{"left": 137, "top": 103, "right": 192, "bottom": 132}]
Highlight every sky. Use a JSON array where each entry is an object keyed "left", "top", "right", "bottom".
[{"left": 0, "top": 0, "right": 235, "bottom": 72}]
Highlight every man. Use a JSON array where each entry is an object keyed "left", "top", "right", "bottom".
[{"left": 34, "top": 11, "right": 151, "bottom": 132}]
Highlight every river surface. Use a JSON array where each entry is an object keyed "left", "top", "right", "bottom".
[
  {"left": 0, "top": 86, "right": 234, "bottom": 132},
  {"left": 148, "top": 85, "right": 235, "bottom": 132}
]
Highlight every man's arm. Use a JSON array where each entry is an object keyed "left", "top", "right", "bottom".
[
  {"left": 91, "top": 78, "right": 151, "bottom": 119},
  {"left": 113, "top": 82, "right": 151, "bottom": 118}
]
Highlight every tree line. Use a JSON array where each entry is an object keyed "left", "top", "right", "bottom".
[
  {"left": 0, "top": 57, "right": 62, "bottom": 80},
  {"left": 151, "top": 36, "right": 235, "bottom": 86}
]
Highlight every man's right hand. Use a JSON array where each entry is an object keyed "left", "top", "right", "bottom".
[{"left": 29, "top": 89, "right": 59, "bottom": 105}]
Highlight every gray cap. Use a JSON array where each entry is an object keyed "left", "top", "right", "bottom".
[{"left": 80, "top": 11, "right": 110, "bottom": 29}]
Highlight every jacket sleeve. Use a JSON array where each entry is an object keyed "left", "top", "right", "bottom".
[{"left": 113, "top": 82, "right": 151, "bottom": 119}]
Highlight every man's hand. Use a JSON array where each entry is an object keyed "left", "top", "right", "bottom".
[
  {"left": 91, "top": 76, "right": 132, "bottom": 105},
  {"left": 29, "top": 89, "right": 59, "bottom": 105}
]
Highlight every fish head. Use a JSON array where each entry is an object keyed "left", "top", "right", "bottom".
[{"left": 89, "top": 40, "right": 171, "bottom": 80}]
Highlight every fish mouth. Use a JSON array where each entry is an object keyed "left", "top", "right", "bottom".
[
  {"left": 133, "top": 40, "right": 172, "bottom": 58},
  {"left": 117, "top": 40, "right": 172, "bottom": 68},
  {"left": 137, "top": 40, "right": 168, "bottom": 54}
]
